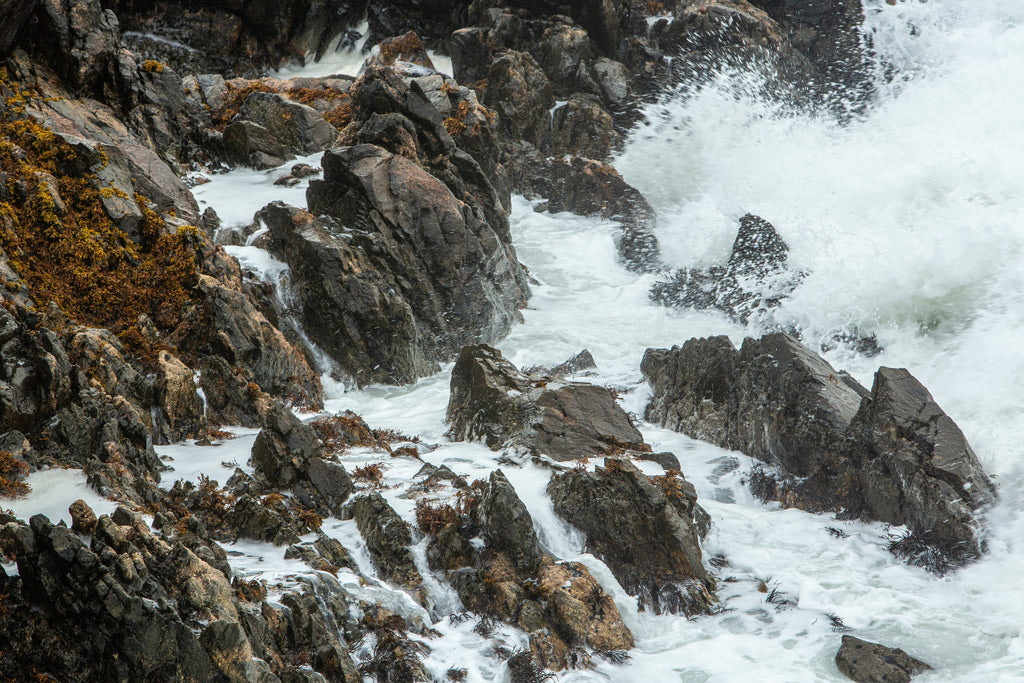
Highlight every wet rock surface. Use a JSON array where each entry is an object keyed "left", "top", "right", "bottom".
[
  {"left": 446, "top": 344, "right": 643, "bottom": 460},
  {"left": 548, "top": 458, "right": 715, "bottom": 615},
  {"left": 642, "top": 332, "right": 997, "bottom": 569},
  {"left": 835, "top": 635, "right": 932, "bottom": 683}
]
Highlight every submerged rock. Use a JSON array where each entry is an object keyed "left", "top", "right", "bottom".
[
  {"left": 835, "top": 635, "right": 932, "bottom": 683},
  {"left": 446, "top": 344, "right": 643, "bottom": 460},
  {"left": 642, "top": 332, "right": 997, "bottom": 569}
]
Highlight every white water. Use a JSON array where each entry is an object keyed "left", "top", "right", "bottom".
[{"left": 8, "top": 1, "right": 1024, "bottom": 679}]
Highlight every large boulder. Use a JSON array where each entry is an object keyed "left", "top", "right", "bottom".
[
  {"left": 642, "top": 332, "right": 997, "bottom": 569},
  {"left": 446, "top": 344, "right": 644, "bottom": 460},
  {"left": 547, "top": 458, "right": 714, "bottom": 615},
  {"left": 351, "top": 493, "right": 423, "bottom": 593},
  {"left": 835, "top": 635, "right": 932, "bottom": 683}
]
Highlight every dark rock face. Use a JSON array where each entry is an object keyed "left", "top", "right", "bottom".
[
  {"left": 547, "top": 458, "right": 715, "bottom": 615},
  {"left": 446, "top": 344, "right": 643, "bottom": 460},
  {"left": 177, "top": 267, "right": 323, "bottom": 426},
  {"left": 250, "top": 404, "right": 353, "bottom": 516},
  {"left": 0, "top": 509, "right": 360, "bottom": 681},
  {"left": 652, "top": 214, "right": 804, "bottom": 323},
  {"left": 105, "top": 0, "right": 364, "bottom": 77},
  {"left": 835, "top": 635, "right": 932, "bottom": 683},
  {"left": 259, "top": 202, "right": 434, "bottom": 387},
  {"left": 642, "top": 332, "right": 997, "bottom": 569},
  {"left": 351, "top": 492, "right": 423, "bottom": 592},
  {"left": 224, "top": 91, "right": 337, "bottom": 169},
  {"left": 478, "top": 470, "right": 543, "bottom": 574},
  {"left": 260, "top": 70, "right": 529, "bottom": 386},
  {"left": 0, "top": 0, "right": 37, "bottom": 58}
]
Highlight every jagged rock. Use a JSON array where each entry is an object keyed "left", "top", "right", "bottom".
[
  {"left": 0, "top": 0, "right": 36, "bottom": 58},
  {"left": 0, "top": 306, "right": 74, "bottom": 433},
  {"left": 535, "top": 559, "right": 634, "bottom": 652},
  {"left": 548, "top": 458, "right": 714, "bottom": 615},
  {"left": 266, "top": 84, "right": 529, "bottom": 385},
  {"left": 227, "top": 494, "right": 301, "bottom": 546},
  {"left": 351, "top": 493, "right": 423, "bottom": 592},
  {"left": 652, "top": 214, "right": 804, "bottom": 323},
  {"left": 68, "top": 498, "right": 97, "bottom": 535},
  {"left": 251, "top": 404, "right": 324, "bottom": 489},
  {"left": 293, "top": 457, "right": 355, "bottom": 518},
  {"left": 483, "top": 50, "right": 555, "bottom": 149},
  {"left": 200, "top": 619, "right": 261, "bottom": 683},
  {"left": 642, "top": 332, "right": 997, "bottom": 569},
  {"left": 524, "top": 349, "right": 597, "bottom": 378},
  {"left": 478, "top": 470, "right": 543, "bottom": 574},
  {"left": 446, "top": 344, "right": 643, "bottom": 460},
  {"left": 178, "top": 270, "right": 323, "bottom": 425},
  {"left": 835, "top": 635, "right": 932, "bottom": 683},
  {"left": 259, "top": 202, "right": 433, "bottom": 386}
]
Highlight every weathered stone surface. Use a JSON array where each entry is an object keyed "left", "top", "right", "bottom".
[
  {"left": 643, "top": 332, "right": 997, "bottom": 568},
  {"left": 652, "top": 214, "right": 804, "bottom": 323},
  {"left": 223, "top": 119, "right": 290, "bottom": 169},
  {"left": 446, "top": 344, "right": 643, "bottom": 460},
  {"left": 835, "top": 635, "right": 932, "bottom": 683},
  {"left": 478, "top": 470, "right": 543, "bottom": 574},
  {"left": 251, "top": 404, "right": 323, "bottom": 489},
  {"left": 351, "top": 492, "right": 423, "bottom": 591},
  {"left": 236, "top": 91, "right": 336, "bottom": 154},
  {"left": 68, "top": 498, "right": 97, "bottom": 535},
  {"left": 364, "top": 31, "right": 436, "bottom": 70},
  {"left": 548, "top": 458, "right": 714, "bottom": 615}
]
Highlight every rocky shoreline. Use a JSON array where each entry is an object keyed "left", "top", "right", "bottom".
[{"left": 0, "top": 1, "right": 978, "bottom": 681}]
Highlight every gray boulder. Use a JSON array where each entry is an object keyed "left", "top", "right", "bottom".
[
  {"left": 351, "top": 493, "right": 423, "bottom": 592},
  {"left": 477, "top": 470, "right": 543, "bottom": 574}
]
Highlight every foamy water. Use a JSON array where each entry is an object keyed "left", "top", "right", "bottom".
[{"left": 10, "top": 2, "right": 1023, "bottom": 679}]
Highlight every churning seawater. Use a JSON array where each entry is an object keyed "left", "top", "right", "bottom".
[{"left": 186, "top": 2, "right": 1024, "bottom": 679}]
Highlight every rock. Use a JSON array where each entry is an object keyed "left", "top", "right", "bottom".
[
  {"left": 478, "top": 470, "right": 543, "bottom": 574},
  {"left": 549, "top": 94, "right": 619, "bottom": 160},
  {"left": 351, "top": 493, "right": 423, "bottom": 592},
  {"left": 852, "top": 368, "right": 997, "bottom": 569},
  {"left": 652, "top": 214, "right": 804, "bottom": 323},
  {"left": 153, "top": 350, "right": 204, "bottom": 442},
  {"left": 235, "top": 92, "right": 336, "bottom": 154},
  {"left": 483, "top": 50, "right": 555, "bottom": 149},
  {"left": 0, "top": 306, "right": 74, "bottom": 433},
  {"left": 535, "top": 559, "right": 634, "bottom": 652},
  {"left": 548, "top": 458, "right": 714, "bottom": 615},
  {"left": 364, "top": 31, "right": 436, "bottom": 71},
  {"left": 446, "top": 344, "right": 644, "bottom": 460},
  {"left": 108, "top": 0, "right": 362, "bottom": 77},
  {"left": 68, "top": 499, "right": 97, "bottom": 535},
  {"left": 0, "top": 0, "right": 36, "bottom": 58},
  {"left": 200, "top": 619, "right": 259, "bottom": 683},
  {"left": 835, "top": 635, "right": 932, "bottom": 683},
  {"left": 259, "top": 202, "right": 434, "bottom": 387},
  {"left": 227, "top": 495, "right": 301, "bottom": 546},
  {"left": 251, "top": 404, "right": 323, "bottom": 489},
  {"left": 273, "top": 119, "right": 529, "bottom": 384},
  {"left": 292, "top": 457, "right": 354, "bottom": 518},
  {"left": 642, "top": 332, "right": 997, "bottom": 569},
  {"left": 223, "top": 120, "right": 291, "bottom": 170},
  {"left": 178, "top": 268, "right": 323, "bottom": 425},
  {"left": 525, "top": 349, "right": 597, "bottom": 378}
]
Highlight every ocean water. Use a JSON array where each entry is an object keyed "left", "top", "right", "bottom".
[{"left": 15, "top": 1, "right": 1024, "bottom": 679}]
